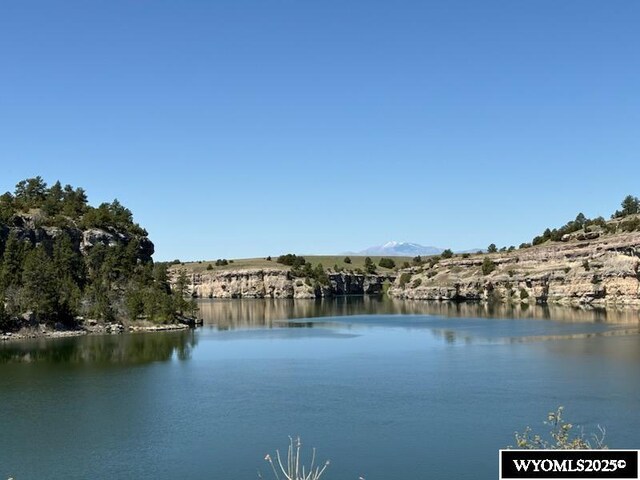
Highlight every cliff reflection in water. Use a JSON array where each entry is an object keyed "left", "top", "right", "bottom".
[
  {"left": 197, "top": 296, "right": 640, "bottom": 330},
  {"left": 3, "top": 298, "right": 637, "bottom": 364},
  {"left": 0, "top": 330, "right": 197, "bottom": 365}
]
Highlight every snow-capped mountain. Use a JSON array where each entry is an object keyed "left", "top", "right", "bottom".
[{"left": 355, "top": 241, "right": 443, "bottom": 257}]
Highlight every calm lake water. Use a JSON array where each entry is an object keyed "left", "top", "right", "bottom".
[{"left": 1, "top": 297, "right": 639, "bottom": 480}]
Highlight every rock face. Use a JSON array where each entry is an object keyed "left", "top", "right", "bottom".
[
  {"left": 177, "top": 269, "right": 394, "bottom": 299},
  {"left": 388, "top": 232, "right": 640, "bottom": 306},
  {"left": 0, "top": 214, "right": 154, "bottom": 262},
  {"left": 329, "top": 272, "right": 388, "bottom": 295}
]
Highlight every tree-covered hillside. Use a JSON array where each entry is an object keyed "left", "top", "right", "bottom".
[{"left": 0, "top": 177, "right": 193, "bottom": 332}]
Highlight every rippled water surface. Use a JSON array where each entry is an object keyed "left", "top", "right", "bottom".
[{"left": 1, "top": 298, "right": 639, "bottom": 479}]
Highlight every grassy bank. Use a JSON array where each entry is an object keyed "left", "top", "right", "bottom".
[{"left": 172, "top": 255, "right": 415, "bottom": 274}]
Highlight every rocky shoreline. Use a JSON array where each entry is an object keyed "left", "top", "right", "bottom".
[{"left": 0, "top": 321, "right": 190, "bottom": 342}]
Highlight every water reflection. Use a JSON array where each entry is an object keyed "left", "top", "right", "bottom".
[
  {"left": 427, "top": 324, "right": 640, "bottom": 345},
  {"left": 0, "top": 330, "right": 197, "bottom": 365},
  {"left": 2, "top": 298, "right": 638, "bottom": 365},
  {"left": 197, "top": 296, "right": 640, "bottom": 330}
]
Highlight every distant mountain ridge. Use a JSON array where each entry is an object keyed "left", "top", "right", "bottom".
[{"left": 353, "top": 241, "right": 443, "bottom": 257}]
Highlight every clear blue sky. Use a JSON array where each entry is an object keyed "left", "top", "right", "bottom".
[{"left": 1, "top": 1, "right": 638, "bottom": 261}]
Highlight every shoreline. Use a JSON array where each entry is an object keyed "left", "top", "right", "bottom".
[
  {"left": 0, "top": 322, "right": 191, "bottom": 343},
  {"left": 3, "top": 297, "right": 639, "bottom": 343}
]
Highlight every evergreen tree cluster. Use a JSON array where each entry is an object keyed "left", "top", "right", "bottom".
[
  {"left": 0, "top": 177, "right": 189, "bottom": 331},
  {"left": 530, "top": 213, "right": 606, "bottom": 246},
  {"left": 276, "top": 254, "right": 329, "bottom": 285},
  {"left": 612, "top": 195, "right": 640, "bottom": 219},
  {"left": 276, "top": 253, "right": 307, "bottom": 268},
  {"left": 527, "top": 195, "right": 640, "bottom": 247},
  {"left": 1, "top": 176, "right": 148, "bottom": 236}
]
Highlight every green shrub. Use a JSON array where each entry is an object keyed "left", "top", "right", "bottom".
[
  {"left": 277, "top": 254, "right": 306, "bottom": 267},
  {"left": 378, "top": 257, "right": 396, "bottom": 269},
  {"left": 412, "top": 278, "right": 422, "bottom": 288},
  {"left": 343, "top": 256, "right": 351, "bottom": 264},
  {"left": 604, "top": 223, "right": 618, "bottom": 234},
  {"left": 532, "top": 236, "right": 545, "bottom": 246},
  {"left": 487, "top": 243, "right": 498, "bottom": 253},
  {"left": 364, "top": 257, "right": 376, "bottom": 274},
  {"left": 519, "top": 288, "right": 529, "bottom": 299},
  {"left": 313, "top": 263, "right": 329, "bottom": 285},
  {"left": 398, "top": 272, "right": 411, "bottom": 287},
  {"left": 206, "top": 264, "right": 213, "bottom": 270},
  {"left": 481, "top": 257, "right": 496, "bottom": 275},
  {"left": 441, "top": 249, "right": 453, "bottom": 259},
  {"left": 621, "top": 217, "right": 640, "bottom": 232}
]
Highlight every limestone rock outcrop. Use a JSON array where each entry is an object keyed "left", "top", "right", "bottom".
[
  {"left": 176, "top": 269, "right": 394, "bottom": 299},
  {"left": 388, "top": 232, "right": 640, "bottom": 306}
]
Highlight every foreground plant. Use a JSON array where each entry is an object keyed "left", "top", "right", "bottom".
[
  {"left": 513, "top": 406, "right": 607, "bottom": 449},
  {"left": 260, "top": 437, "right": 330, "bottom": 480}
]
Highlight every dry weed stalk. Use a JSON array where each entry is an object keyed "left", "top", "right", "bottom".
[{"left": 261, "top": 437, "right": 330, "bottom": 480}]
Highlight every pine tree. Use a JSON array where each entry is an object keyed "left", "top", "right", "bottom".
[
  {"left": 0, "top": 192, "right": 15, "bottom": 223},
  {"left": 621, "top": 195, "right": 639, "bottom": 216},
  {"left": 42, "top": 180, "right": 64, "bottom": 217},
  {"left": 53, "top": 233, "right": 85, "bottom": 285},
  {"left": 0, "top": 232, "right": 26, "bottom": 291},
  {"left": 174, "top": 270, "right": 191, "bottom": 316},
  {"left": 20, "top": 246, "right": 59, "bottom": 322},
  {"left": 364, "top": 256, "right": 376, "bottom": 273},
  {"left": 14, "top": 176, "right": 47, "bottom": 209}
]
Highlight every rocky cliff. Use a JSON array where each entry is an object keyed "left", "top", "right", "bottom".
[
  {"left": 177, "top": 269, "right": 393, "bottom": 299},
  {"left": 388, "top": 231, "right": 640, "bottom": 306},
  {"left": 1, "top": 213, "right": 154, "bottom": 262},
  {"left": 0, "top": 201, "right": 163, "bottom": 334}
]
